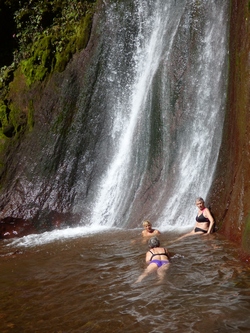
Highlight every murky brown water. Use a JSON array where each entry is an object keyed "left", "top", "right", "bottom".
[{"left": 0, "top": 229, "right": 250, "bottom": 333}]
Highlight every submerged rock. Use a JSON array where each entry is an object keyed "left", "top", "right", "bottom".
[{"left": 0, "top": 217, "right": 37, "bottom": 239}]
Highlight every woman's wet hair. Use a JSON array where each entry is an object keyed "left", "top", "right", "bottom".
[
  {"left": 142, "top": 220, "right": 151, "bottom": 227},
  {"left": 148, "top": 236, "right": 160, "bottom": 248},
  {"left": 195, "top": 197, "right": 204, "bottom": 203}
]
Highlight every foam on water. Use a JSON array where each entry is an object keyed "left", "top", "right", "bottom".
[
  {"left": 4, "top": 222, "right": 193, "bottom": 249},
  {"left": 6, "top": 225, "right": 117, "bottom": 248}
]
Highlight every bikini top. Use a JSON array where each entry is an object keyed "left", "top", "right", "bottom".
[
  {"left": 149, "top": 248, "right": 168, "bottom": 261},
  {"left": 196, "top": 212, "right": 209, "bottom": 223}
]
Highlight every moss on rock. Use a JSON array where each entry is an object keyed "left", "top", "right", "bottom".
[
  {"left": 21, "top": 35, "right": 56, "bottom": 86},
  {"left": 0, "top": 0, "right": 97, "bottom": 176}
]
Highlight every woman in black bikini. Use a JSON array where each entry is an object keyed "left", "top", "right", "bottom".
[
  {"left": 172, "top": 197, "right": 215, "bottom": 242},
  {"left": 135, "top": 236, "right": 170, "bottom": 283}
]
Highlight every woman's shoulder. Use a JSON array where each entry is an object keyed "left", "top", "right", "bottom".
[
  {"left": 203, "top": 207, "right": 211, "bottom": 215},
  {"left": 155, "top": 247, "right": 166, "bottom": 252}
]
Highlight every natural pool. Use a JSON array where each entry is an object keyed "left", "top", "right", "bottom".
[{"left": 0, "top": 229, "right": 250, "bottom": 333}]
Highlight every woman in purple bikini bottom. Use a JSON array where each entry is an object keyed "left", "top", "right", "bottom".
[{"left": 135, "top": 236, "right": 171, "bottom": 283}]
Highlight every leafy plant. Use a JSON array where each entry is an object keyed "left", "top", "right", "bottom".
[{"left": 1, "top": 0, "right": 97, "bottom": 88}]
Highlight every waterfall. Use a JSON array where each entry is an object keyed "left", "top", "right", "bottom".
[
  {"left": 0, "top": 0, "right": 230, "bottom": 240},
  {"left": 89, "top": 1, "right": 183, "bottom": 227},
  {"left": 84, "top": 0, "right": 229, "bottom": 229}
]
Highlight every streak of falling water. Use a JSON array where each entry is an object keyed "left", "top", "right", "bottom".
[
  {"left": 89, "top": 1, "right": 180, "bottom": 226},
  {"left": 87, "top": 0, "right": 229, "bottom": 229}
]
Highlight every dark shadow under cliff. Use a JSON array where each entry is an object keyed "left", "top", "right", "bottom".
[{"left": 208, "top": 0, "right": 250, "bottom": 259}]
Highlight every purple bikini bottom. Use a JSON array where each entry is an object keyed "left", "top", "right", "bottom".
[{"left": 149, "top": 260, "right": 169, "bottom": 268}]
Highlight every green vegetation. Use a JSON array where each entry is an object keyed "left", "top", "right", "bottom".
[
  {"left": 1, "top": 0, "right": 96, "bottom": 89},
  {"left": 15, "top": 0, "right": 96, "bottom": 86},
  {"left": 0, "top": 0, "right": 97, "bottom": 165}
]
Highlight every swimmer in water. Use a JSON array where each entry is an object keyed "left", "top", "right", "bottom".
[
  {"left": 135, "top": 236, "right": 170, "bottom": 283},
  {"left": 172, "top": 197, "right": 215, "bottom": 242},
  {"left": 141, "top": 220, "right": 161, "bottom": 238}
]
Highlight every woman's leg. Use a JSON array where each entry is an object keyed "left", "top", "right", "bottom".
[
  {"left": 135, "top": 263, "right": 158, "bottom": 283},
  {"left": 157, "top": 264, "right": 170, "bottom": 282}
]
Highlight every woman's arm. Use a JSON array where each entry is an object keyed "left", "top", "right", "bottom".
[
  {"left": 165, "top": 248, "right": 171, "bottom": 261},
  {"left": 204, "top": 208, "right": 214, "bottom": 234},
  {"left": 145, "top": 251, "right": 151, "bottom": 263}
]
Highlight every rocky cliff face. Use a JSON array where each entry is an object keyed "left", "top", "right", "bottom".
[
  {"left": 208, "top": 0, "right": 250, "bottom": 258},
  {"left": 0, "top": 0, "right": 101, "bottom": 236}
]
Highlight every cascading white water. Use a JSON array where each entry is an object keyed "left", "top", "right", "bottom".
[
  {"left": 89, "top": 1, "right": 179, "bottom": 226},
  {"left": 88, "top": 0, "right": 229, "bottom": 229},
  {"left": 158, "top": 1, "right": 229, "bottom": 227}
]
